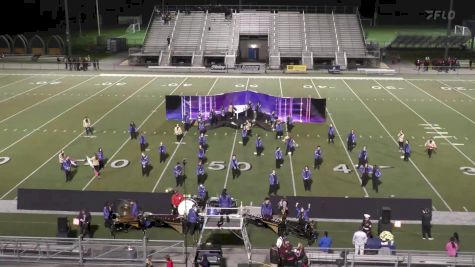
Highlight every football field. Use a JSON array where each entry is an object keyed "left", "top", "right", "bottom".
[{"left": 0, "top": 72, "right": 474, "bottom": 212}]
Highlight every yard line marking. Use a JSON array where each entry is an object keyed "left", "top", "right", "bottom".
[
  {"left": 344, "top": 79, "right": 451, "bottom": 211},
  {"left": 206, "top": 78, "right": 219, "bottom": 96},
  {"left": 223, "top": 130, "right": 239, "bottom": 189},
  {"left": 0, "top": 76, "right": 33, "bottom": 90},
  {"left": 151, "top": 133, "right": 188, "bottom": 193},
  {"left": 310, "top": 79, "right": 369, "bottom": 197},
  {"left": 432, "top": 206, "right": 437, "bottom": 211},
  {"left": 438, "top": 80, "right": 475, "bottom": 102},
  {"left": 0, "top": 76, "right": 97, "bottom": 125},
  {"left": 288, "top": 153, "right": 297, "bottom": 196},
  {"left": 0, "top": 77, "right": 126, "bottom": 154},
  {"left": 405, "top": 80, "right": 475, "bottom": 126},
  {"left": 278, "top": 77, "right": 283, "bottom": 98},
  {"left": 463, "top": 206, "right": 468, "bottom": 212},
  {"left": 0, "top": 76, "right": 64, "bottom": 104},
  {"left": 245, "top": 77, "right": 250, "bottom": 91},
  {"left": 426, "top": 132, "right": 448, "bottom": 134},
  {"left": 82, "top": 77, "right": 185, "bottom": 191},
  {"left": 376, "top": 80, "right": 474, "bottom": 166},
  {"left": 1, "top": 76, "right": 151, "bottom": 199}
]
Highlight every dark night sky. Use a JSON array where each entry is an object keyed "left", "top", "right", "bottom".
[{"left": 0, "top": 0, "right": 473, "bottom": 35}]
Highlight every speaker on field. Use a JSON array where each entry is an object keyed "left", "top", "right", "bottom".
[
  {"left": 57, "top": 217, "right": 69, "bottom": 238},
  {"left": 381, "top": 206, "right": 391, "bottom": 224}
]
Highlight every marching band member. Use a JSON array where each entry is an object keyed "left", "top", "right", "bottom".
[
  {"left": 285, "top": 135, "right": 296, "bottom": 155},
  {"left": 183, "top": 112, "right": 190, "bottom": 132},
  {"left": 361, "top": 214, "right": 372, "bottom": 237},
  {"left": 210, "top": 109, "right": 217, "bottom": 126},
  {"left": 286, "top": 115, "right": 294, "bottom": 133},
  {"left": 314, "top": 145, "right": 323, "bottom": 170},
  {"left": 198, "top": 120, "right": 206, "bottom": 134},
  {"left": 59, "top": 150, "right": 66, "bottom": 170},
  {"left": 218, "top": 189, "right": 232, "bottom": 225},
  {"left": 261, "top": 197, "right": 273, "bottom": 220},
  {"left": 103, "top": 202, "right": 113, "bottom": 228},
  {"left": 278, "top": 197, "right": 289, "bottom": 216},
  {"left": 425, "top": 138, "right": 437, "bottom": 158},
  {"left": 268, "top": 170, "right": 279, "bottom": 196},
  {"left": 78, "top": 208, "right": 91, "bottom": 238},
  {"left": 128, "top": 121, "right": 137, "bottom": 140},
  {"left": 197, "top": 184, "right": 207, "bottom": 201},
  {"left": 173, "top": 162, "right": 183, "bottom": 187},
  {"left": 139, "top": 133, "right": 147, "bottom": 152},
  {"left": 196, "top": 161, "right": 205, "bottom": 184},
  {"left": 231, "top": 154, "right": 239, "bottom": 179},
  {"left": 245, "top": 120, "right": 252, "bottom": 136},
  {"left": 198, "top": 133, "right": 207, "bottom": 149},
  {"left": 274, "top": 147, "right": 283, "bottom": 169},
  {"left": 347, "top": 129, "right": 356, "bottom": 152},
  {"left": 174, "top": 124, "right": 183, "bottom": 142},
  {"left": 62, "top": 156, "right": 73, "bottom": 181},
  {"left": 372, "top": 165, "right": 382, "bottom": 193},
  {"left": 97, "top": 147, "right": 105, "bottom": 170},
  {"left": 296, "top": 202, "right": 311, "bottom": 227},
  {"left": 403, "top": 140, "right": 411, "bottom": 161},
  {"left": 270, "top": 111, "right": 277, "bottom": 129},
  {"left": 358, "top": 146, "right": 368, "bottom": 168},
  {"left": 197, "top": 112, "right": 203, "bottom": 122},
  {"left": 83, "top": 116, "right": 93, "bottom": 136},
  {"left": 171, "top": 190, "right": 184, "bottom": 215},
  {"left": 187, "top": 204, "right": 199, "bottom": 235},
  {"left": 359, "top": 163, "right": 372, "bottom": 187},
  {"left": 255, "top": 135, "right": 263, "bottom": 156},
  {"left": 241, "top": 126, "right": 248, "bottom": 146},
  {"left": 159, "top": 142, "right": 167, "bottom": 163},
  {"left": 91, "top": 154, "right": 101, "bottom": 178},
  {"left": 140, "top": 152, "right": 150, "bottom": 177},
  {"left": 197, "top": 145, "right": 206, "bottom": 162},
  {"left": 328, "top": 124, "right": 335, "bottom": 144},
  {"left": 275, "top": 121, "right": 283, "bottom": 139},
  {"left": 397, "top": 130, "right": 405, "bottom": 152},
  {"left": 301, "top": 166, "right": 312, "bottom": 191}
]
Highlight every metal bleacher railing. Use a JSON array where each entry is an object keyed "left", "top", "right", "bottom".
[
  {"left": 305, "top": 247, "right": 475, "bottom": 266},
  {"left": 0, "top": 236, "right": 185, "bottom": 266}
]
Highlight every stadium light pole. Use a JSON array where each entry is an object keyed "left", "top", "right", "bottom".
[
  {"left": 444, "top": 0, "right": 454, "bottom": 59},
  {"left": 64, "top": 0, "right": 72, "bottom": 57},
  {"left": 96, "top": 0, "right": 101, "bottom": 36}
]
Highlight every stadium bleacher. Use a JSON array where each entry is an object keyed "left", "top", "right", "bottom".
[
  {"left": 171, "top": 11, "right": 206, "bottom": 56},
  {"left": 204, "top": 13, "right": 231, "bottom": 55},
  {"left": 388, "top": 34, "right": 471, "bottom": 48}
]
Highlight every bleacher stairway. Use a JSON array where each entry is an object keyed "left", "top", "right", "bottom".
[
  {"left": 142, "top": 12, "right": 176, "bottom": 55},
  {"left": 275, "top": 12, "right": 304, "bottom": 57}
]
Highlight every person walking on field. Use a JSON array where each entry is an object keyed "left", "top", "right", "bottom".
[
  {"left": 83, "top": 116, "right": 93, "bottom": 135},
  {"left": 397, "top": 130, "right": 405, "bottom": 152},
  {"left": 425, "top": 138, "right": 437, "bottom": 158}
]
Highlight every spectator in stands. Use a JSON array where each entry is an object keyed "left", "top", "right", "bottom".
[
  {"left": 103, "top": 202, "right": 113, "bottom": 228},
  {"left": 445, "top": 237, "right": 459, "bottom": 257},
  {"left": 352, "top": 227, "right": 368, "bottom": 255},
  {"left": 167, "top": 35, "right": 171, "bottom": 46},
  {"left": 421, "top": 207, "right": 433, "bottom": 240},
  {"left": 295, "top": 242, "right": 308, "bottom": 266},
  {"left": 318, "top": 231, "right": 333, "bottom": 252},
  {"left": 269, "top": 244, "right": 280, "bottom": 267},
  {"left": 365, "top": 233, "right": 381, "bottom": 255},
  {"left": 145, "top": 256, "right": 154, "bottom": 267},
  {"left": 165, "top": 254, "right": 174, "bottom": 267},
  {"left": 469, "top": 59, "right": 472, "bottom": 70}
]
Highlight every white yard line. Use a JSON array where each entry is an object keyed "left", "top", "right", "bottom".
[
  {"left": 345, "top": 79, "right": 452, "bottom": 211},
  {"left": 288, "top": 153, "right": 297, "bottom": 196},
  {"left": 82, "top": 77, "right": 186, "bottom": 191},
  {"left": 278, "top": 77, "right": 283, "bottom": 97},
  {"left": 0, "top": 76, "right": 34, "bottom": 90},
  {"left": 0, "top": 76, "right": 64, "bottom": 104},
  {"left": 437, "top": 80, "right": 475, "bottom": 102},
  {"left": 377, "top": 80, "right": 474, "bottom": 166},
  {"left": 0, "top": 76, "right": 97, "bottom": 124},
  {"left": 0, "top": 77, "right": 125, "bottom": 154},
  {"left": 152, "top": 77, "right": 222, "bottom": 192},
  {"left": 223, "top": 130, "right": 239, "bottom": 189},
  {"left": 309, "top": 79, "right": 369, "bottom": 197},
  {"left": 405, "top": 80, "right": 475, "bottom": 126},
  {"left": 0, "top": 77, "right": 145, "bottom": 199}
]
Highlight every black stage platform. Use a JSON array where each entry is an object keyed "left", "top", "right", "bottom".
[{"left": 18, "top": 189, "right": 430, "bottom": 221}]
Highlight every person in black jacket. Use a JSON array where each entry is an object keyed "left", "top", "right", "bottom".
[{"left": 421, "top": 208, "right": 433, "bottom": 240}]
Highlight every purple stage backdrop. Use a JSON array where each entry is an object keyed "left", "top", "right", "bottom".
[{"left": 165, "top": 91, "right": 326, "bottom": 123}]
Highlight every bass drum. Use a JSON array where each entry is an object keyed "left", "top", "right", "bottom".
[{"left": 177, "top": 198, "right": 197, "bottom": 216}]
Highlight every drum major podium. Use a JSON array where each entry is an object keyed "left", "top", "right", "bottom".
[{"left": 197, "top": 204, "right": 252, "bottom": 263}]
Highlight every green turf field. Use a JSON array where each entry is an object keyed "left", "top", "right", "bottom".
[{"left": 0, "top": 73, "right": 474, "bottom": 214}]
